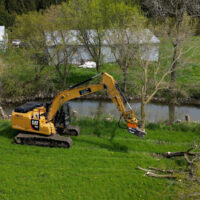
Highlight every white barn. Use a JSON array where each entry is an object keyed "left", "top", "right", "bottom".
[
  {"left": 46, "top": 29, "right": 160, "bottom": 65},
  {"left": 0, "top": 26, "right": 8, "bottom": 51}
]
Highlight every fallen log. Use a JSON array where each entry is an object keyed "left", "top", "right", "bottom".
[
  {"left": 162, "top": 151, "right": 196, "bottom": 158},
  {"left": 162, "top": 147, "right": 197, "bottom": 158},
  {"left": 137, "top": 166, "right": 174, "bottom": 174},
  {"left": 146, "top": 172, "right": 176, "bottom": 179},
  {"left": 137, "top": 166, "right": 176, "bottom": 179}
]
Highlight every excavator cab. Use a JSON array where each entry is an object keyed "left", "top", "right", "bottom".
[
  {"left": 54, "top": 103, "right": 71, "bottom": 128},
  {"left": 54, "top": 103, "right": 79, "bottom": 136}
]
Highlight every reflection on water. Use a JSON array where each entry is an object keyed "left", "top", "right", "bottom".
[{"left": 4, "top": 99, "right": 200, "bottom": 123}]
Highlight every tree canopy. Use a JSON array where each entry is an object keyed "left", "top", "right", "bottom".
[{"left": 0, "top": 0, "right": 67, "bottom": 27}]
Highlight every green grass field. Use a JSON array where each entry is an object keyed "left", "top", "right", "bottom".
[{"left": 0, "top": 119, "right": 199, "bottom": 200}]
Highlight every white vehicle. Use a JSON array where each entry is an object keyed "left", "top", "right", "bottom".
[
  {"left": 79, "top": 61, "right": 96, "bottom": 68},
  {"left": 11, "top": 39, "right": 21, "bottom": 47}
]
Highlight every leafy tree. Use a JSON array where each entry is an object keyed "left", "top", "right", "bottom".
[
  {"left": 0, "top": 2, "right": 14, "bottom": 27},
  {"left": 60, "top": 0, "right": 107, "bottom": 72},
  {"left": 0, "top": 11, "right": 56, "bottom": 98},
  {"left": 0, "top": 0, "right": 67, "bottom": 27},
  {"left": 0, "top": 48, "right": 56, "bottom": 98},
  {"left": 12, "top": 11, "right": 48, "bottom": 77},
  {"left": 8, "top": 5, "right": 79, "bottom": 92},
  {"left": 60, "top": 0, "right": 142, "bottom": 73},
  {"left": 44, "top": 5, "right": 78, "bottom": 88}
]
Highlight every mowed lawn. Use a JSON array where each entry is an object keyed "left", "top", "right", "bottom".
[{"left": 0, "top": 119, "right": 199, "bottom": 200}]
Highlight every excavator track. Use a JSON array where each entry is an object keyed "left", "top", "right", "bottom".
[
  {"left": 14, "top": 133, "right": 72, "bottom": 148},
  {"left": 64, "top": 125, "right": 80, "bottom": 136},
  {"left": 57, "top": 125, "right": 80, "bottom": 136}
]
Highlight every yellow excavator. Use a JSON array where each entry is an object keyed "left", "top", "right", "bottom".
[{"left": 11, "top": 72, "right": 146, "bottom": 148}]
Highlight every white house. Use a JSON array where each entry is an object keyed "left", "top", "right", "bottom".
[
  {"left": 46, "top": 29, "right": 160, "bottom": 66},
  {"left": 0, "top": 26, "right": 8, "bottom": 51}
]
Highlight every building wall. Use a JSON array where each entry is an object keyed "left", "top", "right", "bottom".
[
  {"left": 47, "top": 44, "right": 159, "bottom": 66},
  {"left": 0, "top": 26, "right": 7, "bottom": 51}
]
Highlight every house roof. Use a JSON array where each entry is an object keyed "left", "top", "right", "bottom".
[
  {"left": 0, "top": 26, "right": 5, "bottom": 41},
  {"left": 46, "top": 29, "right": 160, "bottom": 47}
]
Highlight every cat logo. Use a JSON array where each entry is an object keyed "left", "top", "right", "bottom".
[{"left": 31, "top": 119, "right": 40, "bottom": 131}]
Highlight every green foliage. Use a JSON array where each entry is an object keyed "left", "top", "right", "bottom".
[
  {"left": 63, "top": 0, "right": 143, "bottom": 30},
  {"left": 146, "top": 122, "right": 200, "bottom": 134},
  {"left": 1, "top": 58, "right": 200, "bottom": 99},
  {"left": 0, "top": 0, "right": 199, "bottom": 99},
  {"left": 0, "top": 3, "right": 15, "bottom": 27},
  {"left": 0, "top": 0, "right": 67, "bottom": 27},
  {"left": 12, "top": 11, "right": 46, "bottom": 53},
  {"left": 0, "top": 49, "right": 56, "bottom": 97}
]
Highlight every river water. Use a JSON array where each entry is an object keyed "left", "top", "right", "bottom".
[{"left": 4, "top": 99, "right": 200, "bottom": 123}]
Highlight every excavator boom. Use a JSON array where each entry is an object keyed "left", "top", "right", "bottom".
[{"left": 47, "top": 72, "right": 146, "bottom": 138}]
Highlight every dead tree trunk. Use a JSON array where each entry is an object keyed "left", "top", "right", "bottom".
[
  {"left": 0, "top": 106, "right": 8, "bottom": 119},
  {"left": 140, "top": 100, "right": 146, "bottom": 130},
  {"left": 122, "top": 66, "right": 127, "bottom": 93}
]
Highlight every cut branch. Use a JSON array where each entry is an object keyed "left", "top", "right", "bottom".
[
  {"left": 148, "top": 167, "right": 174, "bottom": 174},
  {"left": 145, "top": 172, "right": 176, "bottom": 179},
  {"left": 137, "top": 166, "right": 176, "bottom": 179},
  {"left": 137, "top": 166, "right": 155, "bottom": 173},
  {"left": 162, "top": 151, "right": 196, "bottom": 158},
  {"left": 184, "top": 153, "right": 194, "bottom": 165}
]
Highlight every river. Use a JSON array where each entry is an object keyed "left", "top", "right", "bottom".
[{"left": 4, "top": 99, "right": 200, "bottom": 123}]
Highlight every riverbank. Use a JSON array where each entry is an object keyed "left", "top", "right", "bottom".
[{"left": 1, "top": 92, "right": 200, "bottom": 106}]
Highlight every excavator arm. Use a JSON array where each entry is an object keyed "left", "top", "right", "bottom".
[{"left": 47, "top": 72, "right": 146, "bottom": 138}]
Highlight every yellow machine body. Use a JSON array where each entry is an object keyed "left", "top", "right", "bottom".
[{"left": 11, "top": 107, "right": 56, "bottom": 135}]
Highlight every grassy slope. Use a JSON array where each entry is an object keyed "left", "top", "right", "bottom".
[{"left": 0, "top": 119, "right": 199, "bottom": 200}]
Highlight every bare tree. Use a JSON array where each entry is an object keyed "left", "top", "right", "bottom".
[
  {"left": 134, "top": 24, "right": 200, "bottom": 129},
  {"left": 78, "top": 29, "right": 104, "bottom": 72},
  {"left": 132, "top": 41, "right": 171, "bottom": 129},
  {"left": 105, "top": 15, "right": 174, "bottom": 129},
  {"left": 164, "top": 12, "right": 198, "bottom": 123},
  {"left": 141, "top": 0, "right": 200, "bottom": 124}
]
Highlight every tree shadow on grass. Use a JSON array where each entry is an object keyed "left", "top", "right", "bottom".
[
  {"left": 74, "top": 122, "right": 129, "bottom": 152},
  {"left": 0, "top": 120, "right": 18, "bottom": 139},
  {"left": 73, "top": 137, "right": 128, "bottom": 153}
]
